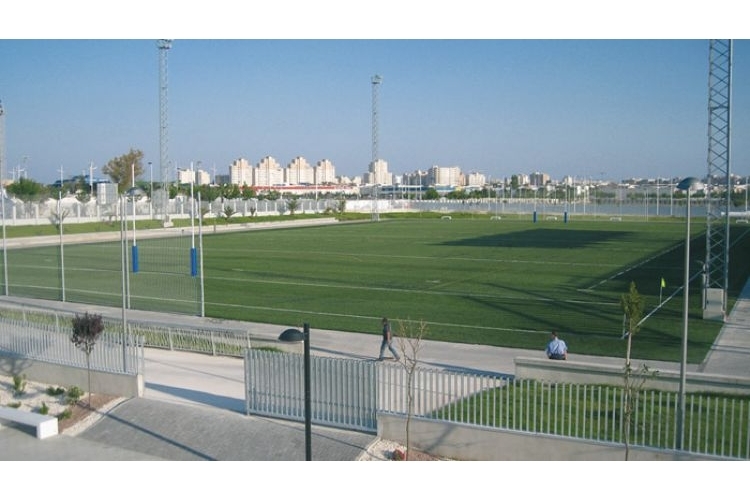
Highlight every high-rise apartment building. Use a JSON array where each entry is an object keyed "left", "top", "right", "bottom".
[
  {"left": 229, "top": 158, "right": 253, "bottom": 186},
  {"left": 366, "top": 159, "right": 392, "bottom": 185},
  {"left": 256, "top": 156, "right": 284, "bottom": 187},
  {"left": 314, "top": 159, "right": 336, "bottom": 184}
]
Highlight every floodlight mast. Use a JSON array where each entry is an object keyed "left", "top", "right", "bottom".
[
  {"left": 157, "top": 39, "right": 172, "bottom": 225},
  {"left": 704, "top": 39, "right": 732, "bottom": 321},
  {"left": 0, "top": 100, "right": 7, "bottom": 295},
  {"left": 371, "top": 75, "right": 382, "bottom": 222},
  {"left": 371, "top": 74, "right": 382, "bottom": 163}
]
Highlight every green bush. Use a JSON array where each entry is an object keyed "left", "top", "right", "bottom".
[
  {"left": 38, "top": 402, "right": 49, "bottom": 415},
  {"left": 7, "top": 401, "right": 21, "bottom": 409},
  {"left": 12, "top": 374, "right": 27, "bottom": 396},
  {"left": 45, "top": 386, "right": 66, "bottom": 396},
  {"left": 57, "top": 408, "right": 72, "bottom": 420},
  {"left": 66, "top": 386, "right": 83, "bottom": 405}
]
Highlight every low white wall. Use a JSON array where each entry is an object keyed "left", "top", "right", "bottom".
[
  {"left": 377, "top": 413, "right": 711, "bottom": 461},
  {"left": 514, "top": 356, "right": 750, "bottom": 396},
  {"left": 0, "top": 356, "right": 143, "bottom": 398}
]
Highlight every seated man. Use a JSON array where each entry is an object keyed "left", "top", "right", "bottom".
[{"left": 545, "top": 331, "right": 567, "bottom": 360}]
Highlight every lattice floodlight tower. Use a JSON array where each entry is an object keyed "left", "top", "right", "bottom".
[
  {"left": 157, "top": 39, "right": 173, "bottom": 226},
  {"left": 371, "top": 74, "right": 382, "bottom": 222},
  {"left": 704, "top": 39, "right": 733, "bottom": 321}
]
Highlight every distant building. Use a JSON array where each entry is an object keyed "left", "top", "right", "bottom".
[
  {"left": 314, "top": 159, "right": 337, "bottom": 184},
  {"left": 465, "top": 171, "right": 486, "bottom": 187},
  {"left": 428, "top": 165, "right": 462, "bottom": 187},
  {"left": 286, "top": 156, "right": 314, "bottom": 185},
  {"left": 366, "top": 159, "right": 392, "bottom": 185},
  {"left": 256, "top": 156, "right": 284, "bottom": 187},
  {"left": 195, "top": 169, "right": 211, "bottom": 186},
  {"left": 176, "top": 168, "right": 194, "bottom": 185},
  {"left": 529, "top": 172, "right": 550, "bottom": 186},
  {"left": 229, "top": 158, "right": 253, "bottom": 186}
]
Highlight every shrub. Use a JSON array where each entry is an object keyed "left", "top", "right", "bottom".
[
  {"left": 391, "top": 448, "right": 405, "bottom": 461},
  {"left": 46, "top": 386, "right": 66, "bottom": 396},
  {"left": 39, "top": 402, "right": 49, "bottom": 415},
  {"left": 57, "top": 408, "right": 72, "bottom": 420},
  {"left": 7, "top": 401, "right": 21, "bottom": 409},
  {"left": 12, "top": 374, "right": 27, "bottom": 396},
  {"left": 66, "top": 386, "right": 83, "bottom": 405}
]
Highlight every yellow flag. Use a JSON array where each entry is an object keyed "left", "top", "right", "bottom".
[{"left": 661, "top": 277, "right": 666, "bottom": 288}]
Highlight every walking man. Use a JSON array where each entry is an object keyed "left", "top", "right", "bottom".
[{"left": 378, "top": 317, "right": 400, "bottom": 361}]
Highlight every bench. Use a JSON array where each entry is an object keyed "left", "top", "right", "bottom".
[
  {"left": 441, "top": 215, "right": 452, "bottom": 220},
  {"left": 0, "top": 406, "right": 59, "bottom": 439}
]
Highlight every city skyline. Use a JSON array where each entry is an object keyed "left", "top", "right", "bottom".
[{"left": 2, "top": 40, "right": 750, "bottom": 186}]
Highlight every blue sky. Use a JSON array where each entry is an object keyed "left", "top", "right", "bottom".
[{"left": 2, "top": 7, "right": 749, "bottom": 185}]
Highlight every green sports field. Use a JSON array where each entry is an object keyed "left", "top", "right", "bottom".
[{"left": 5, "top": 215, "right": 750, "bottom": 363}]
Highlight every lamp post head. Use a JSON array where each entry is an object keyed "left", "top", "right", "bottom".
[
  {"left": 125, "top": 186, "right": 146, "bottom": 201},
  {"left": 677, "top": 177, "right": 703, "bottom": 192},
  {"left": 278, "top": 328, "right": 306, "bottom": 343}
]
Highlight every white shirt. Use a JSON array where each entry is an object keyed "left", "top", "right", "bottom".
[{"left": 546, "top": 337, "right": 567, "bottom": 357}]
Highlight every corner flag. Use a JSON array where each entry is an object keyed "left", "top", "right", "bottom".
[{"left": 661, "top": 277, "right": 666, "bottom": 288}]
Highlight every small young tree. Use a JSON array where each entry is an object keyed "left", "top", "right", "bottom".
[
  {"left": 395, "top": 319, "right": 427, "bottom": 461},
  {"left": 620, "top": 281, "right": 645, "bottom": 460},
  {"left": 221, "top": 206, "right": 236, "bottom": 224},
  {"left": 286, "top": 198, "right": 301, "bottom": 216},
  {"left": 71, "top": 312, "right": 105, "bottom": 408}
]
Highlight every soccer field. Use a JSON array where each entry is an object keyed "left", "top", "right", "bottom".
[{"left": 5, "top": 216, "right": 750, "bottom": 362}]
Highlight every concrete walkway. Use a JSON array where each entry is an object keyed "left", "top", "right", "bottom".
[{"left": 1, "top": 277, "right": 749, "bottom": 460}]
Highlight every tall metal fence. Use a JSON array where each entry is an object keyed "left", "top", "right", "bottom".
[
  {"left": 0, "top": 315, "right": 143, "bottom": 375},
  {"left": 245, "top": 350, "right": 750, "bottom": 459}
]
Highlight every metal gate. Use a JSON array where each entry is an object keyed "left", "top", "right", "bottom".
[{"left": 245, "top": 349, "right": 378, "bottom": 432}]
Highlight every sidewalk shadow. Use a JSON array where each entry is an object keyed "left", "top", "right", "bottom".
[{"left": 145, "top": 382, "right": 245, "bottom": 413}]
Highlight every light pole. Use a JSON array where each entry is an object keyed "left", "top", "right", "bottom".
[
  {"left": 278, "top": 323, "right": 311, "bottom": 461},
  {"left": 0, "top": 100, "right": 7, "bottom": 296},
  {"left": 125, "top": 186, "right": 144, "bottom": 274},
  {"left": 89, "top": 162, "right": 97, "bottom": 196},
  {"left": 676, "top": 176, "right": 703, "bottom": 451}
]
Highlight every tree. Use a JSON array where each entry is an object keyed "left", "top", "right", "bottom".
[
  {"left": 620, "top": 281, "right": 643, "bottom": 373},
  {"left": 102, "top": 148, "right": 144, "bottom": 193},
  {"left": 395, "top": 318, "right": 427, "bottom": 461},
  {"left": 619, "top": 281, "right": 648, "bottom": 460},
  {"left": 221, "top": 206, "right": 236, "bottom": 223},
  {"left": 6, "top": 177, "right": 48, "bottom": 206},
  {"left": 241, "top": 186, "right": 256, "bottom": 200},
  {"left": 71, "top": 312, "right": 105, "bottom": 408},
  {"left": 286, "top": 198, "right": 301, "bottom": 216}
]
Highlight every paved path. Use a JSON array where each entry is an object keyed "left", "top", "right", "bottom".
[{"left": 1, "top": 276, "right": 749, "bottom": 460}]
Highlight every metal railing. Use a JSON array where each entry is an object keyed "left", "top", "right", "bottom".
[
  {"left": 0, "top": 304, "right": 265, "bottom": 360},
  {"left": 0, "top": 315, "right": 143, "bottom": 375},
  {"left": 134, "top": 323, "right": 255, "bottom": 357},
  {"left": 245, "top": 350, "right": 750, "bottom": 459}
]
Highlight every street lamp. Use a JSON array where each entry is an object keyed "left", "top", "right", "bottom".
[
  {"left": 278, "top": 323, "right": 311, "bottom": 461},
  {"left": 676, "top": 176, "right": 703, "bottom": 450}
]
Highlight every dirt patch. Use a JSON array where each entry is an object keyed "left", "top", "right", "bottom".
[{"left": 57, "top": 393, "right": 122, "bottom": 433}]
